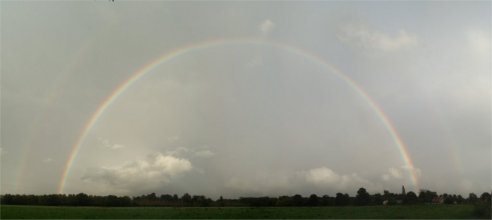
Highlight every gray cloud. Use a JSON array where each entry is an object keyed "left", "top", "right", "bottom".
[
  {"left": 259, "top": 19, "right": 275, "bottom": 37},
  {"left": 82, "top": 153, "right": 192, "bottom": 193},
  {"left": 337, "top": 23, "right": 418, "bottom": 51},
  {"left": 223, "top": 167, "right": 384, "bottom": 196}
]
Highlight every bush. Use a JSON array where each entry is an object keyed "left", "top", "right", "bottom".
[{"left": 473, "top": 201, "right": 491, "bottom": 219}]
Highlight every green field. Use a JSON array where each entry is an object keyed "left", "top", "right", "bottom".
[{"left": 0, "top": 204, "right": 482, "bottom": 219}]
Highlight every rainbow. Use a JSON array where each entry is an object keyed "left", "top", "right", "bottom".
[{"left": 57, "top": 38, "right": 420, "bottom": 194}]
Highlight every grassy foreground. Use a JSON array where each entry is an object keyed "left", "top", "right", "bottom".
[{"left": 0, "top": 204, "right": 480, "bottom": 219}]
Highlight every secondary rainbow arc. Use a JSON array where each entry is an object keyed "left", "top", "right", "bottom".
[{"left": 57, "top": 38, "right": 420, "bottom": 194}]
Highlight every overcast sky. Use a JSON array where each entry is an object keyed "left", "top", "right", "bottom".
[{"left": 1, "top": 1, "right": 490, "bottom": 197}]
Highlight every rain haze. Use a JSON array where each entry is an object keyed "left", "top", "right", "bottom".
[{"left": 1, "top": 1, "right": 490, "bottom": 198}]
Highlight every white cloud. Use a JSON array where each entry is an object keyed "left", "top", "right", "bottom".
[
  {"left": 224, "top": 173, "right": 291, "bottom": 196},
  {"left": 109, "top": 144, "right": 125, "bottom": 150},
  {"left": 98, "top": 137, "right": 125, "bottom": 150},
  {"left": 259, "top": 19, "right": 275, "bottom": 37},
  {"left": 383, "top": 166, "right": 421, "bottom": 181},
  {"left": 167, "top": 136, "right": 180, "bottom": 142},
  {"left": 337, "top": 23, "right": 418, "bottom": 51},
  {"left": 388, "top": 167, "right": 402, "bottom": 179},
  {"left": 467, "top": 29, "right": 491, "bottom": 54},
  {"left": 303, "top": 167, "right": 374, "bottom": 191},
  {"left": 166, "top": 146, "right": 215, "bottom": 159},
  {"left": 0, "top": 147, "right": 8, "bottom": 157},
  {"left": 42, "top": 158, "right": 53, "bottom": 163},
  {"left": 225, "top": 178, "right": 257, "bottom": 193},
  {"left": 382, "top": 174, "right": 390, "bottom": 181},
  {"left": 305, "top": 167, "right": 341, "bottom": 184},
  {"left": 223, "top": 168, "right": 379, "bottom": 196},
  {"left": 461, "top": 179, "right": 473, "bottom": 192},
  {"left": 193, "top": 149, "right": 215, "bottom": 158},
  {"left": 245, "top": 56, "right": 264, "bottom": 68},
  {"left": 82, "top": 153, "right": 192, "bottom": 191},
  {"left": 401, "top": 166, "right": 422, "bottom": 178}
]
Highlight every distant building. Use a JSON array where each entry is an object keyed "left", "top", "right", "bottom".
[{"left": 402, "top": 185, "right": 406, "bottom": 196}]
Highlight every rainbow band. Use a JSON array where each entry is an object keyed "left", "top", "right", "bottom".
[{"left": 57, "top": 38, "right": 419, "bottom": 194}]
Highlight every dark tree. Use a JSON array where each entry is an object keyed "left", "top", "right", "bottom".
[
  {"left": 307, "top": 194, "right": 319, "bottom": 206},
  {"left": 480, "top": 192, "right": 491, "bottom": 203},
  {"left": 292, "top": 194, "right": 304, "bottom": 206},
  {"left": 319, "top": 195, "right": 334, "bottom": 206},
  {"left": 46, "top": 194, "right": 62, "bottom": 206},
  {"left": 218, "top": 196, "right": 225, "bottom": 207},
  {"left": 3, "top": 188, "right": 491, "bottom": 208},
  {"left": 335, "top": 193, "right": 350, "bottom": 206},
  {"left": 276, "top": 196, "right": 294, "bottom": 206},
  {"left": 355, "top": 188, "right": 370, "bottom": 206},
  {"left": 405, "top": 191, "right": 418, "bottom": 204},
  {"left": 104, "top": 195, "right": 119, "bottom": 206},
  {"left": 372, "top": 193, "right": 383, "bottom": 205},
  {"left": 192, "top": 195, "right": 212, "bottom": 207},
  {"left": 1, "top": 194, "right": 14, "bottom": 204},
  {"left": 468, "top": 193, "right": 478, "bottom": 203},
  {"left": 160, "top": 194, "right": 171, "bottom": 201},
  {"left": 443, "top": 194, "right": 454, "bottom": 204},
  {"left": 181, "top": 193, "right": 192, "bottom": 206},
  {"left": 146, "top": 193, "right": 157, "bottom": 201},
  {"left": 239, "top": 197, "right": 276, "bottom": 207},
  {"left": 456, "top": 195, "right": 465, "bottom": 204},
  {"left": 419, "top": 189, "right": 437, "bottom": 203},
  {"left": 75, "top": 193, "right": 90, "bottom": 206}
]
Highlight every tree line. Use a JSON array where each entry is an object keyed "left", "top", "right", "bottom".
[{"left": 1, "top": 188, "right": 490, "bottom": 207}]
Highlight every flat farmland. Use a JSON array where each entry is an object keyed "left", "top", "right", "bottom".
[{"left": 0, "top": 205, "right": 480, "bottom": 219}]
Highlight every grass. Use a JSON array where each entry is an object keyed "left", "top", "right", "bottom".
[{"left": 0, "top": 204, "right": 480, "bottom": 219}]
